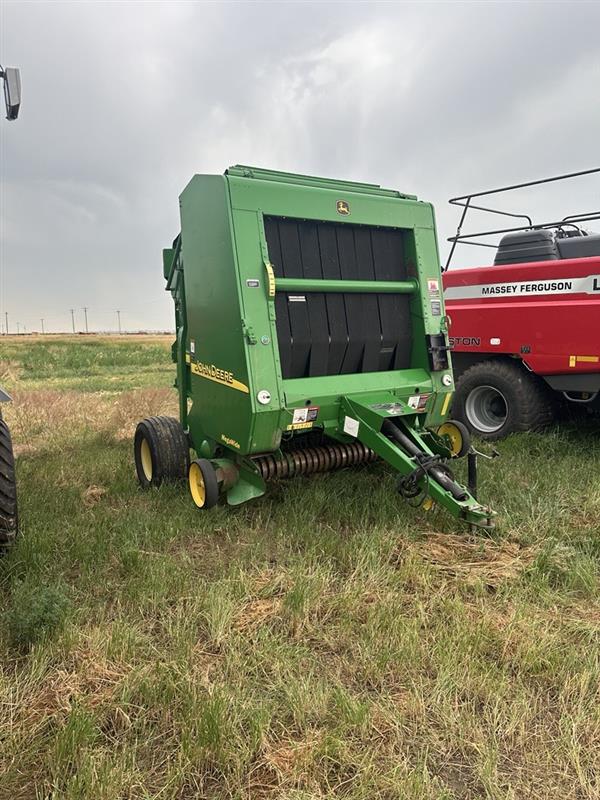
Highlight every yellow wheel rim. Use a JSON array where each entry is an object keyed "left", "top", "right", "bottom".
[
  {"left": 189, "top": 462, "right": 206, "bottom": 508},
  {"left": 140, "top": 438, "right": 153, "bottom": 481},
  {"left": 437, "top": 422, "right": 463, "bottom": 457}
]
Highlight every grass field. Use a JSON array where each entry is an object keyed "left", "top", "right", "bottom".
[{"left": 1, "top": 336, "right": 599, "bottom": 799}]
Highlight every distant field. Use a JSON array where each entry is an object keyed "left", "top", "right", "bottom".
[{"left": 1, "top": 336, "right": 599, "bottom": 799}]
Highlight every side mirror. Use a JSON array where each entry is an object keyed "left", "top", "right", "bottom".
[{"left": 2, "top": 67, "right": 21, "bottom": 120}]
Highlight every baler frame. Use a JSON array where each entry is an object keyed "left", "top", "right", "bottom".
[{"left": 142, "top": 166, "right": 496, "bottom": 529}]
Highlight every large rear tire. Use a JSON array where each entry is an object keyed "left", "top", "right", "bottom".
[
  {"left": 452, "top": 360, "right": 555, "bottom": 440},
  {"left": 134, "top": 416, "right": 189, "bottom": 488},
  {"left": 0, "top": 413, "right": 18, "bottom": 546}
]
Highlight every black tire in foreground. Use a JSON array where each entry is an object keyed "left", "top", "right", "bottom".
[
  {"left": 452, "top": 359, "right": 555, "bottom": 440},
  {"left": 188, "top": 458, "right": 220, "bottom": 510},
  {"left": 134, "top": 416, "right": 189, "bottom": 489},
  {"left": 0, "top": 414, "right": 18, "bottom": 546}
]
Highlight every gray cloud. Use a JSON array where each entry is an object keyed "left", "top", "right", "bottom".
[{"left": 1, "top": 0, "right": 599, "bottom": 332}]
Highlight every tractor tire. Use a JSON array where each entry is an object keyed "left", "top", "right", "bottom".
[
  {"left": 452, "top": 360, "right": 555, "bottom": 440},
  {"left": 134, "top": 416, "right": 189, "bottom": 489},
  {"left": 0, "top": 413, "right": 18, "bottom": 546}
]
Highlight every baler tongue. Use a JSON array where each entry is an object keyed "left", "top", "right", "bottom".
[
  {"left": 135, "top": 165, "right": 497, "bottom": 529},
  {"left": 339, "top": 395, "right": 495, "bottom": 529}
]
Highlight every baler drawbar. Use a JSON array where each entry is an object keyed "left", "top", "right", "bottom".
[{"left": 134, "top": 166, "right": 495, "bottom": 529}]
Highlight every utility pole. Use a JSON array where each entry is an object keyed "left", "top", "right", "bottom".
[
  {"left": 4, "top": 312, "right": 8, "bottom": 335},
  {"left": 70, "top": 309, "right": 75, "bottom": 334},
  {"left": 16, "top": 322, "right": 20, "bottom": 335},
  {"left": 83, "top": 306, "right": 89, "bottom": 334},
  {"left": 41, "top": 318, "right": 45, "bottom": 335},
  {"left": 116, "top": 309, "right": 121, "bottom": 334}
]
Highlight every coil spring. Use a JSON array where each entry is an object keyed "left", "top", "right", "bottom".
[{"left": 253, "top": 441, "right": 377, "bottom": 481}]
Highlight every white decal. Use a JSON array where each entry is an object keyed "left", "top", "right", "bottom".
[
  {"left": 444, "top": 274, "right": 600, "bottom": 300},
  {"left": 343, "top": 416, "right": 359, "bottom": 437},
  {"left": 292, "top": 408, "right": 309, "bottom": 424}
]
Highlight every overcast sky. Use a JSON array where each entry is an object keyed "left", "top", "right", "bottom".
[{"left": 1, "top": 1, "right": 599, "bottom": 333}]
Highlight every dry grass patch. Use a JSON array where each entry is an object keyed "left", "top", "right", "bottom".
[
  {"left": 4, "top": 387, "right": 177, "bottom": 454},
  {"left": 412, "top": 531, "right": 537, "bottom": 587}
]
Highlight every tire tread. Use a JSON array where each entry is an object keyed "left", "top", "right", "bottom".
[
  {"left": 453, "top": 359, "right": 555, "bottom": 439},
  {"left": 0, "top": 416, "right": 18, "bottom": 546},
  {"left": 134, "top": 415, "right": 189, "bottom": 488}
]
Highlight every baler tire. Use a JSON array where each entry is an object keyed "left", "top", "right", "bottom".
[
  {"left": 134, "top": 416, "right": 189, "bottom": 489},
  {"left": 437, "top": 419, "right": 471, "bottom": 458},
  {"left": 188, "top": 459, "right": 219, "bottom": 510},
  {"left": 452, "top": 360, "right": 555, "bottom": 440},
  {"left": 0, "top": 413, "right": 18, "bottom": 547}
]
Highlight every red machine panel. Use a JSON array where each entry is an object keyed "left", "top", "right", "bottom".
[{"left": 443, "top": 256, "right": 600, "bottom": 376}]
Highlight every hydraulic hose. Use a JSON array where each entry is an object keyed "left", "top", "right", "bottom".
[{"left": 381, "top": 420, "right": 468, "bottom": 501}]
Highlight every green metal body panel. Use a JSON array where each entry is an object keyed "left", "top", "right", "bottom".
[{"left": 164, "top": 166, "right": 494, "bottom": 526}]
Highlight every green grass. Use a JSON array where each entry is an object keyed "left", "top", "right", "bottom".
[
  {"left": 0, "top": 335, "right": 173, "bottom": 392},
  {"left": 1, "top": 337, "right": 599, "bottom": 799}
]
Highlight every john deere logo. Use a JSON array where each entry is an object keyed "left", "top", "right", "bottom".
[{"left": 336, "top": 200, "right": 350, "bottom": 216}]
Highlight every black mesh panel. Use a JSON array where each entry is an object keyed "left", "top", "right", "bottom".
[{"left": 264, "top": 216, "right": 413, "bottom": 379}]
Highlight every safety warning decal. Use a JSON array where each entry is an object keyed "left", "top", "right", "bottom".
[
  {"left": 286, "top": 406, "right": 319, "bottom": 431},
  {"left": 407, "top": 394, "right": 430, "bottom": 412},
  {"left": 291, "top": 407, "right": 319, "bottom": 424}
]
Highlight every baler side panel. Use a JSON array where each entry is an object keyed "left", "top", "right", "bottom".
[
  {"left": 180, "top": 176, "right": 254, "bottom": 453},
  {"left": 227, "top": 207, "right": 284, "bottom": 453}
]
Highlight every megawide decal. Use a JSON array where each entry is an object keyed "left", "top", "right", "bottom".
[
  {"left": 336, "top": 199, "right": 350, "bottom": 216},
  {"left": 190, "top": 361, "right": 250, "bottom": 393},
  {"left": 221, "top": 434, "right": 241, "bottom": 449}
]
